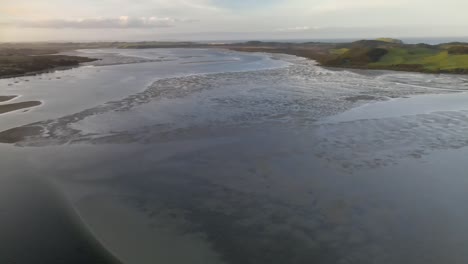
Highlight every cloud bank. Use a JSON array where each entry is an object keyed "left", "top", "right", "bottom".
[
  {"left": 15, "top": 16, "right": 194, "bottom": 29},
  {"left": 276, "top": 26, "right": 320, "bottom": 32},
  {"left": 2, "top": 0, "right": 468, "bottom": 41}
]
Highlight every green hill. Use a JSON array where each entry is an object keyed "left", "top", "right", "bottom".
[
  {"left": 375, "top": 38, "right": 404, "bottom": 44},
  {"left": 319, "top": 40, "right": 468, "bottom": 74}
]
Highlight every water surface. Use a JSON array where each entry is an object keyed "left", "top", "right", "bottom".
[{"left": 1, "top": 48, "right": 468, "bottom": 264}]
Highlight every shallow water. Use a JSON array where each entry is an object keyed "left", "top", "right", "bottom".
[
  {"left": 1, "top": 48, "right": 468, "bottom": 264},
  {"left": 0, "top": 48, "right": 287, "bottom": 129},
  {"left": 325, "top": 92, "right": 468, "bottom": 123}
]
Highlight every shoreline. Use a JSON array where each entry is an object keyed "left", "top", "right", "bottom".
[
  {"left": 227, "top": 47, "right": 468, "bottom": 76},
  {"left": 0, "top": 63, "right": 95, "bottom": 80},
  {"left": 0, "top": 51, "right": 97, "bottom": 79},
  {"left": 1, "top": 45, "right": 467, "bottom": 79}
]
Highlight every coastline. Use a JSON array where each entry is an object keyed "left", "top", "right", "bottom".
[
  {"left": 0, "top": 54, "right": 97, "bottom": 79},
  {"left": 227, "top": 47, "right": 468, "bottom": 75},
  {"left": 2, "top": 41, "right": 468, "bottom": 79},
  {"left": 0, "top": 64, "right": 86, "bottom": 79}
]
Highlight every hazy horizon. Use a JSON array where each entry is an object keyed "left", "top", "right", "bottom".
[
  {"left": 4, "top": 36, "right": 468, "bottom": 45},
  {"left": 2, "top": 0, "right": 468, "bottom": 42}
]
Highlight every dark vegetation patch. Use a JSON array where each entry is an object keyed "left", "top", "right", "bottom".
[
  {"left": 0, "top": 48, "right": 58, "bottom": 56},
  {"left": 0, "top": 54, "right": 96, "bottom": 78},
  {"left": 448, "top": 46, "right": 468, "bottom": 55},
  {"left": 321, "top": 47, "right": 389, "bottom": 66}
]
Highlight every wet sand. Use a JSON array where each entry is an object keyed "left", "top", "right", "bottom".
[
  {"left": 0, "top": 101, "right": 41, "bottom": 114},
  {"left": 0, "top": 126, "right": 43, "bottom": 143}
]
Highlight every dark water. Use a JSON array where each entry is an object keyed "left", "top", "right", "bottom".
[
  {"left": 0, "top": 172, "right": 120, "bottom": 264},
  {"left": 1, "top": 49, "right": 468, "bottom": 264}
]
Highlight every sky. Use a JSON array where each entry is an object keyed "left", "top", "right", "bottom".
[{"left": 1, "top": 0, "right": 468, "bottom": 42}]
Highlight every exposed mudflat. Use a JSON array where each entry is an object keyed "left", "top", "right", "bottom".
[
  {"left": 0, "top": 95, "right": 17, "bottom": 102},
  {"left": 1, "top": 48, "right": 468, "bottom": 264},
  {"left": 0, "top": 101, "right": 41, "bottom": 114}
]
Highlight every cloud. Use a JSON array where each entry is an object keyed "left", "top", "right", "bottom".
[
  {"left": 14, "top": 16, "right": 195, "bottom": 29},
  {"left": 309, "top": 0, "right": 410, "bottom": 13},
  {"left": 211, "top": 0, "right": 283, "bottom": 10},
  {"left": 276, "top": 26, "right": 319, "bottom": 32}
]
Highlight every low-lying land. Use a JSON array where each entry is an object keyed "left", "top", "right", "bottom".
[
  {"left": 2, "top": 39, "right": 468, "bottom": 77},
  {"left": 0, "top": 52, "right": 96, "bottom": 78},
  {"left": 0, "top": 42, "right": 208, "bottom": 78}
]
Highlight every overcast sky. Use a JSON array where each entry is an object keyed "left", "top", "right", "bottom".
[{"left": 1, "top": 0, "right": 468, "bottom": 42}]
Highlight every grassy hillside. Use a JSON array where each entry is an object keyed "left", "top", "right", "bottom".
[
  {"left": 367, "top": 47, "right": 468, "bottom": 73},
  {"left": 316, "top": 40, "right": 468, "bottom": 74},
  {"left": 226, "top": 39, "right": 468, "bottom": 74},
  {"left": 375, "top": 38, "right": 404, "bottom": 44}
]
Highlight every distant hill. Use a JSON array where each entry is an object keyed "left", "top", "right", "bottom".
[
  {"left": 226, "top": 38, "right": 468, "bottom": 74},
  {"left": 375, "top": 38, "right": 404, "bottom": 44}
]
